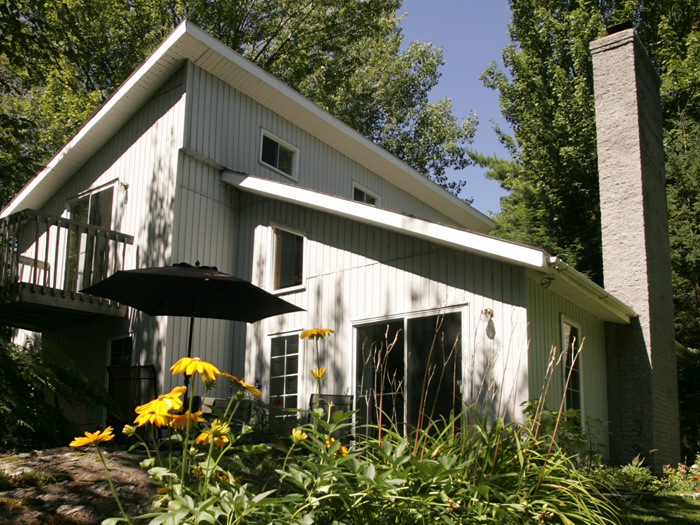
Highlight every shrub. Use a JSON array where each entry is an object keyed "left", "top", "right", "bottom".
[
  {"left": 658, "top": 456, "right": 700, "bottom": 495},
  {"left": 0, "top": 338, "right": 113, "bottom": 450},
  {"left": 77, "top": 353, "right": 621, "bottom": 524},
  {"left": 591, "top": 456, "right": 660, "bottom": 493}
]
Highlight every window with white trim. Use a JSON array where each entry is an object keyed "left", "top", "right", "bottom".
[
  {"left": 270, "top": 335, "right": 299, "bottom": 417},
  {"left": 261, "top": 132, "right": 296, "bottom": 178},
  {"left": 272, "top": 227, "right": 304, "bottom": 291},
  {"left": 561, "top": 318, "right": 582, "bottom": 413},
  {"left": 353, "top": 183, "right": 379, "bottom": 206}
]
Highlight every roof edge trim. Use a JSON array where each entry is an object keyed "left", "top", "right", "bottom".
[{"left": 222, "top": 173, "right": 545, "bottom": 269}]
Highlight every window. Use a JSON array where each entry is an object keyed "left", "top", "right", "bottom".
[
  {"left": 356, "top": 312, "right": 462, "bottom": 435},
  {"left": 270, "top": 335, "right": 299, "bottom": 417},
  {"left": 562, "top": 319, "right": 582, "bottom": 413},
  {"left": 353, "top": 184, "right": 379, "bottom": 206},
  {"left": 261, "top": 132, "right": 296, "bottom": 178},
  {"left": 110, "top": 336, "right": 133, "bottom": 367},
  {"left": 273, "top": 227, "right": 304, "bottom": 291}
]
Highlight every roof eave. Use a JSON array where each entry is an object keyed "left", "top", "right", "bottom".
[{"left": 2, "top": 21, "right": 493, "bottom": 233}]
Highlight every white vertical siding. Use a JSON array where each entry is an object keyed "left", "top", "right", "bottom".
[
  {"left": 238, "top": 196, "right": 531, "bottom": 422},
  {"left": 526, "top": 276, "right": 609, "bottom": 448},
  {"left": 185, "top": 64, "right": 464, "bottom": 227},
  {"left": 159, "top": 153, "right": 244, "bottom": 398},
  {"left": 38, "top": 67, "right": 188, "bottom": 396}
]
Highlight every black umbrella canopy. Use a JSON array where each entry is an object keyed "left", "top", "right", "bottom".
[{"left": 81, "top": 262, "right": 304, "bottom": 323}]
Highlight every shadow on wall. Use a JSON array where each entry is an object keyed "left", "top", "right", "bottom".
[{"left": 235, "top": 195, "right": 529, "bottom": 425}]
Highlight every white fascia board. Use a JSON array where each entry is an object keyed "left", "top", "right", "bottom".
[{"left": 223, "top": 173, "right": 545, "bottom": 269}]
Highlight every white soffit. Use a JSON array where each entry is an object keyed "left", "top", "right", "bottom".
[
  {"left": 2, "top": 22, "right": 494, "bottom": 234},
  {"left": 222, "top": 173, "right": 545, "bottom": 269}
]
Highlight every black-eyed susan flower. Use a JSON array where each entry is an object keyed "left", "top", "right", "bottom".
[
  {"left": 169, "top": 410, "right": 205, "bottom": 430},
  {"left": 122, "top": 424, "right": 136, "bottom": 436},
  {"left": 135, "top": 386, "right": 187, "bottom": 415},
  {"left": 311, "top": 366, "right": 326, "bottom": 379},
  {"left": 195, "top": 419, "right": 231, "bottom": 447},
  {"left": 134, "top": 410, "right": 171, "bottom": 428},
  {"left": 219, "top": 371, "right": 262, "bottom": 396},
  {"left": 300, "top": 328, "right": 334, "bottom": 340},
  {"left": 70, "top": 426, "right": 115, "bottom": 447},
  {"left": 292, "top": 428, "right": 308, "bottom": 442},
  {"left": 170, "top": 357, "right": 220, "bottom": 381}
]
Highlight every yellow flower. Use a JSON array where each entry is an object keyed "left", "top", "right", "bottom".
[
  {"left": 70, "top": 426, "right": 114, "bottom": 447},
  {"left": 300, "top": 328, "right": 334, "bottom": 340},
  {"left": 340, "top": 445, "right": 349, "bottom": 457},
  {"left": 311, "top": 366, "right": 326, "bottom": 379},
  {"left": 135, "top": 386, "right": 187, "bottom": 415},
  {"left": 292, "top": 428, "right": 308, "bottom": 442},
  {"left": 219, "top": 372, "right": 262, "bottom": 396},
  {"left": 195, "top": 419, "right": 231, "bottom": 447},
  {"left": 134, "top": 410, "right": 171, "bottom": 428},
  {"left": 122, "top": 425, "right": 136, "bottom": 436},
  {"left": 325, "top": 436, "right": 335, "bottom": 448},
  {"left": 169, "top": 410, "right": 205, "bottom": 430},
  {"left": 170, "top": 357, "right": 221, "bottom": 381}
]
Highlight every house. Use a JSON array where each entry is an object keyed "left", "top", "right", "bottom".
[{"left": 0, "top": 22, "right": 679, "bottom": 469}]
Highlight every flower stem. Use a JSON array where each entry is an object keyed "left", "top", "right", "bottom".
[{"left": 96, "top": 445, "right": 133, "bottom": 525}]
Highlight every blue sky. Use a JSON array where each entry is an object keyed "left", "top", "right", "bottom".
[{"left": 398, "top": 0, "right": 512, "bottom": 215}]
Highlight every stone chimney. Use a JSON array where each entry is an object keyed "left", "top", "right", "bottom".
[{"left": 590, "top": 28, "right": 680, "bottom": 470}]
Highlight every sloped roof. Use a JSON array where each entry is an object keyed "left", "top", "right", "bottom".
[
  {"left": 1, "top": 21, "right": 494, "bottom": 233},
  {"left": 222, "top": 172, "right": 636, "bottom": 324}
]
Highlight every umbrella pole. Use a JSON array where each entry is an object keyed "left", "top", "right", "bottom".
[{"left": 183, "top": 316, "right": 195, "bottom": 408}]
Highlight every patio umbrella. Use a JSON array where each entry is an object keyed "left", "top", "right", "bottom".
[{"left": 81, "top": 262, "right": 303, "bottom": 381}]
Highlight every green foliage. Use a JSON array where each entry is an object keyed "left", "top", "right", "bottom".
[
  {"left": 659, "top": 456, "right": 700, "bottom": 495},
  {"left": 0, "top": 339, "right": 113, "bottom": 450},
  {"left": 0, "top": 470, "right": 72, "bottom": 491},
  {"left": 592, "top": 455, "right": 660, "bottom": 493},
  {"left": 0, "top": 0, "right": 476, "bottom": 205},
  {"left": 116, "top": 399, "right": 620, "bottom": 523},
  {"left": 522, "top": 399, "right": 606, "bottom": 467},
  {"left": 479, "top": 0, "right": 700, "bottom": 286},
  {"left": 478, "top": 1, "right": 609, "bottom": 282}
]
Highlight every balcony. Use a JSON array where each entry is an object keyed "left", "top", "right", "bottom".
[{"left": 0, "top": 209, "right": 134, "bottom": 332}]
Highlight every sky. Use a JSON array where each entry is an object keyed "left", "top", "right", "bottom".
[{"left": 397, "top": 0, "right": 513, "bottom": 215}]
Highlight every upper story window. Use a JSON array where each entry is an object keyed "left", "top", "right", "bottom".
[
  {"left": 272, "top": 226, "right": 305, "bottom": 292},
  {"left": 261, "top": 131, "right": 297, "bottom": 179},
  {"left": 353, "top": 183, "right": 379, "bottom": 206}
]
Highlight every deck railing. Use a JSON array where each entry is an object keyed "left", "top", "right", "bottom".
[{"left": 0, "top": 209, "right": 134, "bottom": 298}]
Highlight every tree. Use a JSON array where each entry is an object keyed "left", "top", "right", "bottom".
[
  {"left": 0, "top": 0, "right": 476, "bottom": 208},
  {"left": 481, "top": 0, "right": 700, "bottom": 458}
]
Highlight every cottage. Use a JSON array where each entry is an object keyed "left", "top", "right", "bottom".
[{"left": 0, "top": 22, "right": 679, "bottom": 469}]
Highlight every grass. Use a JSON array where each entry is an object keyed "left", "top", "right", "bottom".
[{"left": 621, "top": 496, "right": 700, "bottom": 524}]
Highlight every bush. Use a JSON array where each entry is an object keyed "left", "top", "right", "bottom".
[
  {"left": 0, "top": 339, "right": 113, "bottom": 450},
  {"left": 591, "top": 456, "right": 660, "bottom": 493},
  {"left": 85, "top": 355, "right": 621, "bottom": 525},
  {"left": 658, "top": 456, "right": 700, "bottom": 495}
]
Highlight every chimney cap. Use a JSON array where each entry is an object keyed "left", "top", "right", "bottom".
[{"left": 606, "top": 21, "right": 634, "bottom": 35}]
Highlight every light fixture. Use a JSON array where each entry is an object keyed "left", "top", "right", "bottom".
[
  {"left": 540, "top": 277, "right": 553, "bottom": 289},
  {"left": 480, "top": 308, "right": 494, "bottom": 323}
]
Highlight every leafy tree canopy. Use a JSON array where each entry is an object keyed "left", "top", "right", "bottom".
[
  {"left": 480, "top": 0, "right": 700, "bottom": 458},
  {"left": 478, "top": 0, "right": 700, "bottom": 283},
  {"left": 0, "top": 0, "right": 477, "bottom": 207}
]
